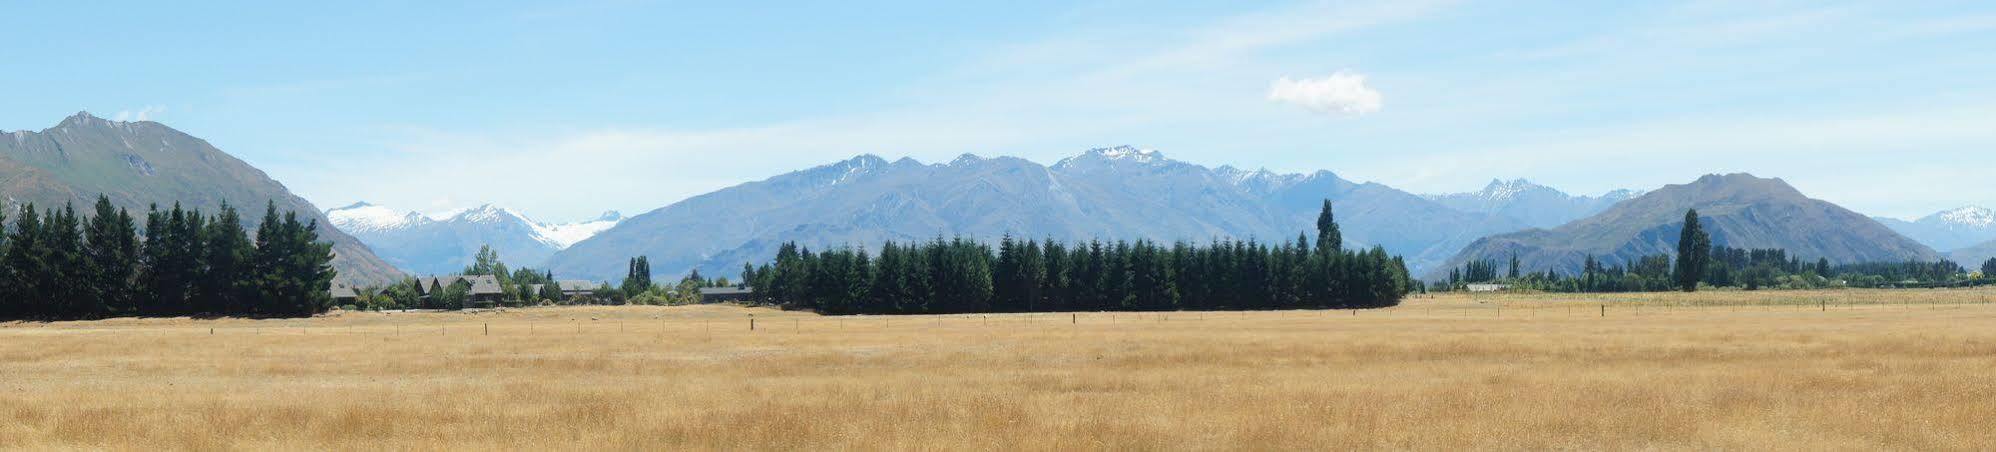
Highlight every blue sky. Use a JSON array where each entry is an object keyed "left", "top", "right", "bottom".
[{"left": 4, "top": 0, "right": 1993, "bottom": 222}]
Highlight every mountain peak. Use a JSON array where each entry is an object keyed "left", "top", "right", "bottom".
[
  {"left": 1478, "top": 178, "right": 1544, "bottom": 201},
  {"left": 327, "top": 202, "right": 425, "bottom": 234},
  {"left": 949, "top": 153, "right": 986, "bottom": 165},
  {"left": 1086, "top": 145, "right": 1162, "bottom": 162},
  {"left": 1928, "top": 206, "right": 1995, "bottom": 227},
  {"left": 57, "top": 111, "right": 107, "bottom": 128},
  {"left": 1053, "top": 145, "right": 1173, "bottom": 170},
  {"left": 845, "top": 154, "right": 888, "bottom": 167},
  {"left": 447, "top": 204, "right": 529, "bottom": 223}
]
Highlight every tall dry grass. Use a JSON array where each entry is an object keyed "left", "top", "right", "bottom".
[{"left": 3, "top": 288, "right": 1995, "bottom": 450}]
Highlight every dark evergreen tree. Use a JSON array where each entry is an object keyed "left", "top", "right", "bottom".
[
  {"left": 82, "top": 196, "right": 140, "bottom": 317},
  {"left": 1673, "top": 209, "right": 1711, "bottom": 292},
  {"left": 201, "top": 202, "right": 255, "bottom": 314},
  {"left": 621, "top": 256, "right": 652, "bottom": 297},
  {"left": 1316, "top": 200, "right": 1341, "bottom": 254}
]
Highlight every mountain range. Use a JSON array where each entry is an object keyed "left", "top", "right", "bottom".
[
  {"left": 326, "top": 202, "right": 621, "bottom": 276},
  {"left": 8, "top": 113, "right": 1965, "bottom": 288},
  {"left": 1426, "top": 179, "right": 1642, "bottom": 229},
  {"left": 1, "top": 112, "right": 403, "bottom": 285},
  {"left": 1873, "top": 206, "right": 1996, "bottom": 254},
  {"left": 544, "top": 146, "right": 1595, "bottom": 281},
  {"left": 1437, "top": 173, "right": 1944, "bottom": 278}
]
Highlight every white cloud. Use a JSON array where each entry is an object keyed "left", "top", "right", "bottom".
[
  {"left": 1267, "top": 72, "right": 1382, "bottom": 116},
  {"left": 113, "top": 105, "right": 167, "bottom": 122}
]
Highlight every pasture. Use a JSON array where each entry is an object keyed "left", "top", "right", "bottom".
[{"left": 3, "top": 288, "right": 1994, "bottom": 450}]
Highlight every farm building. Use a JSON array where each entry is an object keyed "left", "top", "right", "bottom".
[
  {"left": 698, "top": 286, "right": 754, "bottom": 303},
  {"left": 328, "top": 283, "right": 359, "bottom": 304},
  {"left": 557, "top": 280, "right": 601, "bottom": 297},
  {"left": 1465, "top": 283, "right": 1512, "bottom": 292},
  {"left": 418, "top": 275, "right": 506, "bottom": 303}
]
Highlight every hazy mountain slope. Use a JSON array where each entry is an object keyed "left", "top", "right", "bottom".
[
  {"left": 1949, "top": 239, "right": 1996, "bottom": 269},
  {"left": 1427, "top": 179, "right": 1641, "bottom": 229},
  {"left": 1, "top": 112, "right": 402, "bottom": 285},
  {"left": 1875, "top": 206, "right": 1996, "bottom": 253},
  {"left": 1434, "top": 173, "right": 1943, "bottom": 279},
  {"left": 327, "top": 202, "right": 621, "bottom": 275},
  {"left": 547, "top": 147, "right": 1523, "bottom": 281}
]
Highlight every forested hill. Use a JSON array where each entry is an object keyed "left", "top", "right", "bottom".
[
  {"left": 1434, "top": 173, "right": 1942, "bottom": 279},
  {"left": 1, "top": 112, "right": 403, "bottom": 285}
]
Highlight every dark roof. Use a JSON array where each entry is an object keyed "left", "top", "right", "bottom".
[
  {"left": 328, "top": 283, "right": 359, "bottom": 299},
  {"left": 557, "top": 280, "right": 600, "bottom": 291},
  {"left": 419, "top": 275, "right": 504, "bottom": 295},
  {"left": 699, "top": 287, "right": 752, "bottom": 296}
]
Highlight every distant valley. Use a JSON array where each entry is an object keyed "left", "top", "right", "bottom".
[{"left": 327, "top": 202, "right": 622, "bottom": 276}]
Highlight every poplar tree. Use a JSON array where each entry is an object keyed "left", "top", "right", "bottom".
[{"left": 1673, "top": 209, "right": 1711, "bottom": 292}]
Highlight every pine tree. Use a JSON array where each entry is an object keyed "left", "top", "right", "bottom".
[
  {"left": 1316, "top": 199, "right": 1341, "bottom": 254},
  {"left": 0, "top": 209, "right": 10, "bottom": 318},
  {"left": 3, "top": 206, "right": 48, "bottom": 318},
  {"left": 82, "top": 196, "right": 140, "bottom": 317},
  {"left": 249, "top": 203, "right": 334, "bottom": 316},
  {"left": 178, "top": 207, "right": 210, "bottom": 312},
  {"left": 202, "top": 203, "right": 254, "bottom": 314},
  {"left": 43, "top": 204, "right": 87, "bottom": 318}
]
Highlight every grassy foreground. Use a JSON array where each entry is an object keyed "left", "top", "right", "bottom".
[{"left": 4, "top": 289, "right": 1995, "bottom": 450}]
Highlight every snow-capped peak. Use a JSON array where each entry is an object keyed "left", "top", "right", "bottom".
[
  {"left": 330, "top": 202, "right": 624, "bottom": 250},
  {"left": 1053, "top": 145, "right": 1171, "bottom": 170},
  {"left": 1090, "top": 145, "right": 1162, "bottom": 162},
  {"left": 1932, "top": 206, "right": 1995, "bottom": 228},
  {"left": 535, "top": 212, "right": 625, "bottom": 249},
  {"left": 1478, "top": 178, "right": 1540, "bottom": 201},
  {"left": 446, "top": 204, "right": 533, "bottom": 224},
  {"left": 326, "top": 201, "right": 427, "bottom": 233}
]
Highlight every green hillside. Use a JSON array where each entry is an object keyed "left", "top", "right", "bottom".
[{"left": 1, "top": 112, "right": 403, "bottom": 285}]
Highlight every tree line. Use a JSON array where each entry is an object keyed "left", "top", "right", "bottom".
[
  {"left": 1443, "top": 209, "right": 1980, "bottom": 292},
  {"left": 739, "top": 201, "right": 1412, "bottom": 315},
  {"left": 344, "top": 246, "right": 734, "bottom": 310},
  {"left": 0, "top": 196, "right": 337, "bottom": 320}
]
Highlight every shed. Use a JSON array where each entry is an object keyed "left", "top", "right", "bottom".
[
  {"left": 1465, "top": 283, "right": 1512, "bottom": 292},
  {"left": 698, "top": 286, "right": 754, "bottom": 303}
]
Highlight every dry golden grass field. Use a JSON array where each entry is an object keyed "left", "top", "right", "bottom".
[{"left": 4, "top": 288, "right": 1996, "bottom": 450}]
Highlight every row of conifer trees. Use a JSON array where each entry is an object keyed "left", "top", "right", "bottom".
[
  {"left": 0, "top": 196, "right": 337, "bottom": 320},
  {"left": 741, "top": 201, "right": 1411, "bottom": 314}
]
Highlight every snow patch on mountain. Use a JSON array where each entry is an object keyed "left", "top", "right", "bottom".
[
  {"left": 535, "top": 211, "right": 625, "bottom": 248},
  {"left": 1480, "top": 179, "right": 1535, "bottom": 202},
  {"left": 330, "top": 202, "right": 623, "bottom": 250},
  {"left": 1934, "top": 206, "right": 1995, "bottom": 228},
  {"left": 327, "top": 202, "right": 429, "bottom": 233}
]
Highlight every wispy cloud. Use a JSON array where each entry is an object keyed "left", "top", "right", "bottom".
[
  {"left": 289, "top": 0, "right": 1448, "bottom": 219},
  {"left": 113, "top": 105, "right": 166, "bottom": 122},
  {"left": 1268, "top": 72, "right": 1382, "bottom": 116}
]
